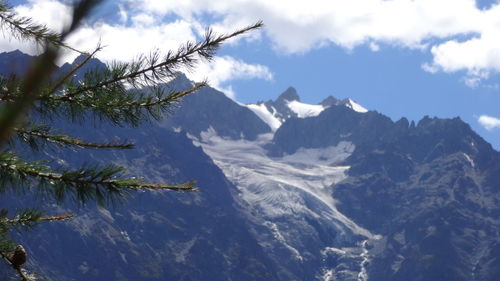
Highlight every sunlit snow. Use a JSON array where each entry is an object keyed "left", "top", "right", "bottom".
[
  {"left": 246, "top": 103, "right": 282, "bottom": 131},
  {"left": 346, "top": 99, "right": 368, "bottom": 113},
  {"left": 191, "top": 127, "right": 374, "bottom": 238},
  {"left": 287, "top": 100, "right": 325, "bottom": 118},
  {"left": 190, "top": 127, "right": 383, "bottom": 280}
]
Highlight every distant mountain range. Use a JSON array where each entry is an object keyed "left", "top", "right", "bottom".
[{"left": 0, "top": 50, "right": 499, "bottom": 281}]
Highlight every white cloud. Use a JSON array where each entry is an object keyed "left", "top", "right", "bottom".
[
  {"left": 15, "top": 0, "right": 72, "bottom": 33},
  {"left": 369, "top": 42, "right": 380, "bottom": 52},
  {"left": 0, "top": 0, "right": 72, "bottom": 55},
  {"left": 477, "top": 115, "right": 500, "bottom": 130},
  {"left": 186, "top": 56, "right": 273, "bottom": 99},
  {"left": 0, "top": 0, "right": 272, "bottom": 91},
  {"left": 0, "top": 0, "right": 273, "bottom": 98},
  {"left": 131, "top": 0, "right": 483, "bottom": 49},
  {"left": 62, "top": 18, "right": 198, "bottom": 63},
  {"left": 128, "top": 0, "right": 500, "bottom": 84},
  {"left": 8, "top": 0, "right": 500, "bottom": 88}
]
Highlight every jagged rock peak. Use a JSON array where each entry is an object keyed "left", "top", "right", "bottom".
[
  {"left": 320, "top": 96, "right": 339, "bottom": 106},
  {"left": 71, "top": 54, "right": 106, "bottom": 69},
  {"left": 1, "top": 49, "right": 27, "bottom": 57},
  {"left": 277, "top": 86, "right": 300, "bottom": 102}
]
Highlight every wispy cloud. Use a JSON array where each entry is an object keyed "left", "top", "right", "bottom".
[{"left": 477, "top": 115, "right": 500, "bottom": 130}]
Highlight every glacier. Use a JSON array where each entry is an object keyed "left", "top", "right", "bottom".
[{"left": 190, "top": 127, "right": 382, "bottom": 280}]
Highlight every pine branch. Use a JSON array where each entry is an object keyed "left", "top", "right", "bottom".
[
  {"left": 1, "top": 209, "right": 43, "bottom": 228},
  {"left": 0, "top": 75, "right": 22, "bottom": 102},
  {"left": 123, "top": 81, "right": 206, "bottom": 107},
  {"left": 0, "top": 2, "right": 85, "bottom": 55},
  {"left": 0, "top": 153, "right": 196, "bottom": 205},
  {"left": 15, "top": 124, "right": 134, "bottom": 149},
  {"left": 0, "top": 250, "right": 29, "bottom": 281},
  {"left": 59, "top": 21, "right": 263, "bottom": 100},
  {"left": 48, "top": 45, "right": 102, "bottom": 95},
  {"left": 2, "top": 210, "right": 75, "bottom": 226},
  {"left": 0, "top": 208, "right": 72, "bottom": 281},
  {"left": 38, "top": 213, "right": 75, "bottom": 222},
  {"left": 35, "top": 79, "right": 206, "bottom": 126},
  {"left": 0, "top": 0, "right": 102, "bottom": 148}
]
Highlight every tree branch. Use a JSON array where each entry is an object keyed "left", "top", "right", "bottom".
[
  {"left": 48, "top": 45, "right": 102, "bottom": 95},
  {"left": 0, "top": 251, "right": 29, "bottom": 281},
  {"left": 15, "top": 126, "right": 135, "bottom": 149},
  {"left": 0, "top": 3, "right": 86, "bottom": 55},
  {"left": 60, "top": 22, "right": 263, "bottom": 100}
]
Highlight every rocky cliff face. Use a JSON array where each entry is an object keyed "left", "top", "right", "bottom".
[{"left": 267, "top": 102, "right": 500, "bottom": 281}]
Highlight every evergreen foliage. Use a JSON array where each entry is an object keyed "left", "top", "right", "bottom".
[{"left": 0, "top": 0, "right": 262, "bottom": 279}]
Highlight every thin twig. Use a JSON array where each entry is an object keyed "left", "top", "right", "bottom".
[
  {"left": 0, "top": 11, "right": 86, "bottom": 55},
  {"left": 15, "top": 127, "right": 135, "bottom": 149},
  {"left": 132, "top": 82, "right": 206, "bottom": 107},
  {"left": 48, "top": 45, "right": 102, "bottom": 95}
]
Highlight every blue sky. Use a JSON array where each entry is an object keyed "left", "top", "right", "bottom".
[{"left": 5, "top": 0, "right": 500, "bottom": 149}]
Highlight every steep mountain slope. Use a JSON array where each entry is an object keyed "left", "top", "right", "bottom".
[
  {"left": 1, "top": 122, "right": 281, "bottom": 281},
  {"left": 0, "top": 52, "right": 280, "bottom": 281},
  {"left": 162, "top": 74, "right": 271, "bottom": 140}
]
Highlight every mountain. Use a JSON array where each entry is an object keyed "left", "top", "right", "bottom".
[
  {"left": 264, "top": 103, "right": 500, "bottom": 280},
  {"left": 161, "top": 73, "right": 271, "bottom": 140},
  {"left": 245, "top": 86, "right": 367, "bottom": 131},
  {"left": 0, "top": 52, "right": 280, "bottom": 281},
  {"left": 1, "top": 50, "right": 499, "bottom": 281},
  {"left": 0, "top": 50, "right": 36, "bottom": 76}
]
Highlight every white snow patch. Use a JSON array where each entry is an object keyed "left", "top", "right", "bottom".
[
  {"left": 282, "top": 143, "right": 355, "bottom": 166},
  {"left": 264, "top": 221, "right": 303, "bottom": 261},
  {"left": 130, "top": 211, "right": 145, "bottom": 223},
  {"left": 322, "top": 269, "right": 335, "bottom": 281},
  {"left": 192, "top": 129, "right": 375, "bottom": 239},
  {"left": 98, "top": 207, "right": 114, "bottom": 223},
  {"left": 358, "top": 240, "right": 370, "bottom": 281},
  {"left": 120, "top": 231, "right": 131, "bottom": 241},
  {"left": 174, "top": 238, "right": 197, "bottom": 263},
  {"left": 322, "top": 247, "right": 348, "bottom": 256},
  {"left": 321, "top": 239, "right": 383, "bottom": 281},
  {"left": 346, "top": 99, "right": 368, "bottom": 113},
  {"left": 287, "top": 100, "right": 325, "bottom": 118},
  {"left": 119, "top": 252, "right": 128, "bottom": 263},
  {"left": 391, "top": 255, "right": 405, "bottom": 273},
  {"left": 246, "top": 103, "right": 282, "bottom": 131},
  {"left": 463, "top": 153, "right": 475, "bottom": 168}
]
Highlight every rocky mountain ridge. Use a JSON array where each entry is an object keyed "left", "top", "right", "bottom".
[{"left": 0, "top": 50, "right": 498, "bottom": 281}]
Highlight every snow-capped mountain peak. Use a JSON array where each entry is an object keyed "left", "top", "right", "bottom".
[
  {"left": 345, "top": 98, "right": 368, "bottom": 113},
  {"left": 246, "top": 87, "right": 368, "bottom": 131}
]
